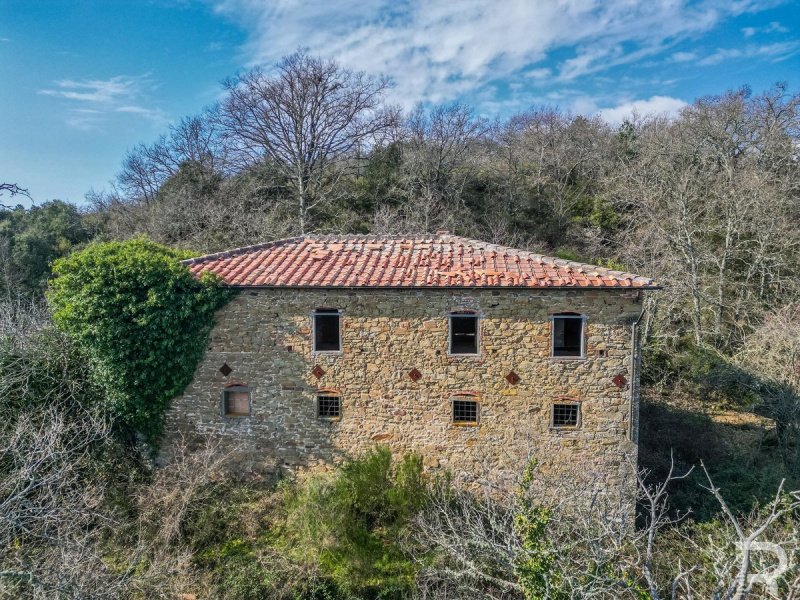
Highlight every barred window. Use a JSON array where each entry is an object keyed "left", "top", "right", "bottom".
[
  {"left": 222, "top": 386, "right": 251, "bottom": 417},
  {"left": 449, "top": 312, "right": 479, "bottom": 355},
  {"left": 317, "top": 393, "right": 341, "bottom": 419},
  {"left": 313, "top": 309, "right": 341, "bottom": 352},
  {"left": 552, "top": 313, "right": 585, "bottom": 357},
  {"left": 452, "top": 396, "right": 479, "bottom": 425},
  {"left": 552, "top": 403, "right": 580, "bottom": 428}
]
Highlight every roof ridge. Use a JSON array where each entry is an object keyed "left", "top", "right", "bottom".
[{"left": 181, "top": 236, "right": 307, "bottom": 264}]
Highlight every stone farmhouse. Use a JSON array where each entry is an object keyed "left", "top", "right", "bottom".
[{"left": 165, "top": 233, "right": 657, "bottom": 492}]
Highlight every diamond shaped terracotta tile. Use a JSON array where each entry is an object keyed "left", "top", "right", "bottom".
[
  {"left": 505, "top": 371, "right": 520, "bottom": 385},
  {"left": 612, "top": 374, "right": 627, "bottom": 388},
  {"left": 408, "top": 368, "right": 422, "bottom": 382},
  {"left": 219, "top": 363, "right": 232, "bottom": 376},
  {"left": 311, "top": 365, "right": 326, "bottom": 379}
]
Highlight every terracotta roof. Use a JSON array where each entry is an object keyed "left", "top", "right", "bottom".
[{"left": 184, "top": 234, "right": 657, "bottom": 289}]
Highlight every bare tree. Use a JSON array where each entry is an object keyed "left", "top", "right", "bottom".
[
  {"left": 117, "top": 111, "right": 224, "bottom": 205},
  {"left": 218, "top": 50, "right": 398, "bottom": 232},
  {"left": 0, "top": 183, "right": 30, "bottom": 209},
  {"left": 409, "top": 459, "right": 799, "bottom": 599},
  {"left": 0, "top": 403, "right": 119, "bottom": 598}
]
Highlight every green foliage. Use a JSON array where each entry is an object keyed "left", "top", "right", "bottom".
[
  {"left": 47, "top": 238, "right": 232, "bottom": 444},
  {"left": 643, "top": 338, "right": 761, "bottom": 408},
  {"left": 0, "top": 318, "right": 97, "bottom": 424},
  {"left": 177, "top": 450, "right": 429, "bottom": 600},
  {"left": 0, "top": 200, "right": 94, "bottom": 297},
  {"left": 638, "top": 397, "right": 797, "bottom": 519},
  {"left": 554, "top": 248, "right": 581, "bottom": 262},
  {"left": 570, "top": 195, "right": 621, "bottom": 231},
  {"left": 278, "top": 447, "right": 427, "bottom": 599},
  {"left": 514, "top": 461, "right": 564, "bottom": 600}
]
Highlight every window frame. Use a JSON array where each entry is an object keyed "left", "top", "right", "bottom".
[
  {"left": 451, "top": 395, "right": 480, "bottom": 426},
  {"left": 448, "top": 311, "right": 480, "bottom": 356},
  {"left": 550, "top": 401, "right": 581, "bottom": 429},
  {"left": 316, "top": 392, "right": 342, "bottom": 421},
  {"left": 221, "top": 385, "right": 252, "bottom": 418},
  {"left": 550, "top": 312, "right": 587, "bottom": 359},
  {"left": 312, "top": 308, "right": 343, "bottom": 354}
]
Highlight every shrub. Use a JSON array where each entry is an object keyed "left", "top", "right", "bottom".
[
  {"left": 47, "top": 238, "right": 232, "bottom": 445},
  {"left": 0, "top": 300, "right": 102, "bottom": 425},
  {"left": 277, "top": 447, "right": 428, "bottom": 599}
]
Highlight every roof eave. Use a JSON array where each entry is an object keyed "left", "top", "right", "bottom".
[{"left": 219, "top": 284, "right": 662, "bottom": 291}]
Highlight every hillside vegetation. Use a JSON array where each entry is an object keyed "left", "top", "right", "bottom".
[{"left": 1, "top": 51, "right": 798, "bottom": 598}]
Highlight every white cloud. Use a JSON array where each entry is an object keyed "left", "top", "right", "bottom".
[
  {"left": 598, "top": 96, "right": 688, "bottom": 124},
  {"left": 525, "top": 68, "right": 552, "bottom": 80},
  {"left": 698, "top": 40, "right": 800, "bottom": 65},
  {"left": 671, "top": 51, "right": 697, "bottom": 62},
  {"left": 210, "top": 0, "right": 767, "bottom": 109},
  {"left": 39, "top": 75, "right": 166, "bottom": 130},
  {"left": 742, "top": 21, "right": 789, "bottom": 37}
]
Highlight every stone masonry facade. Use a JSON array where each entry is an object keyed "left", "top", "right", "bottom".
[{"left": 164, "top": 287, "right": 644, "bottom": 493}]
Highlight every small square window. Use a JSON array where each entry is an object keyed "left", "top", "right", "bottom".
[
  {"left": 452, "top": 397, "right": 479, "bottom": 425},
  {"left": 449, "top": 313, "right": 479, "bottom": 355},
  {"left": 552, "top": 403, "right": 580, "bottom": 428},
  {"left": 222, "top": 387, "right": 251, "bottom": 417},
  {"left": 317, "top": 394, "right": 341, "bottom": 419},
  {"left": 552, "top": 313, "right": 584, "bottom": 357},
  {"left": 313, "top": 310, "right": 341, "bottom": 352}
]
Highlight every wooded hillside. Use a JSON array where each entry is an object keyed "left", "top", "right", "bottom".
[{"left": 1, "top": 51, "right": 798, "bottom": 599}]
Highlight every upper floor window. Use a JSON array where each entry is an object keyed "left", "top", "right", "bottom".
[
  {"left": 551, "top": 312, "right": 585, "bottom": 358},
  {"left": 313, "top": 309, "right": 341, "bottom": 352},
  {"left": 222, "top": 385, "right": 251, "bottom": 417},
  {"left": 449, "top": 311, "right": 479, "bottom": 355}
]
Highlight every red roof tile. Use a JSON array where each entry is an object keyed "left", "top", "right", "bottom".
[{"left": 184, "top": 234, "right": 658, "bottom": 289}]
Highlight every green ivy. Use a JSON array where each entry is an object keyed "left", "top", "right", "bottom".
[
  {"left": 47, "top": 237, "right": 232, "bottom": 445},
  {"left": 514, "top": 460, "right": 565, "bottom": 600}
]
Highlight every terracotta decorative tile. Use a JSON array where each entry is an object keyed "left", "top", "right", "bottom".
[
  {"left": 408, "top": 368, "right": 422, "bottom": 382},
  {"left": 311, "top": 365, "right": 325, "bottom": 379},
  {"left": 505, "top": 371, "right": 521, "bottom": 385},
  {"left": 219, "top": 363, "right": 232, "bottom": 376},
  {"left": 612, "top": 374, "right": 627, "bottom": 388}
]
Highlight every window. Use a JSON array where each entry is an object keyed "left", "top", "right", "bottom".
[
  {"left": 552, "top": 313, "right": 585, "bottom": 357},
  {"left": 317, "top": 393, "right": 341, "bottom": 419},
  {"left": 449, "top": 312, "right": 479, "bottom": 355},
  {"left": 452, "top": 396, "right": 479, "bottom": 425},
  {"left": 222, "top": 386, "right": 251, "bottom": 417},
  {"left": 313, "top": 309, "right": 341, "bottom": 352},
  {"left": 552, "top": 402, "right": 580, "bottom": 428}
]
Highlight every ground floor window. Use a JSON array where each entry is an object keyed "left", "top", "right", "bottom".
[
  {"left": 222, "top": 386, "right": 251, "bottom": 417},
  {"left": 317, "top": 393, "right": 342, "bottom": 419},
  {"left": 551, "top": 402, "right": 580, "bottom": 428},
  {"left": 452, "top": 396, "right": 479, "bottom": 425}
]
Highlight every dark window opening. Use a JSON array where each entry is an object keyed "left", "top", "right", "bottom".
[
  {"left": 552, "top": 314, "right": 584, "bottom": 357},
  {"left": 317, "top": 394, "right": 341, "bottom": 419},
  {"left": 314, "top": 310, "right": 341, "bottom": 352},
  {"left": 450, "top": 313, "right": 478, "bottom": 354},
  {"left": 452, "top": 398, "right": 479, "bottom": 424},
  {"left": 223, "top": 387, "right": 251, "bottom": 417},
  {"left": 552, "top": 403, "right": 580, "bottom": 428}
]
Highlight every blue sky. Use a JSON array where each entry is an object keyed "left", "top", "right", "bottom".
[{"left": 1, "top": 0, "right": 798, "bottom": 207}]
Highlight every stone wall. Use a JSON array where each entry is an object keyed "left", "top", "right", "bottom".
[{"left": 164, "top": 288, "right": 644, "bottom": 494}]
